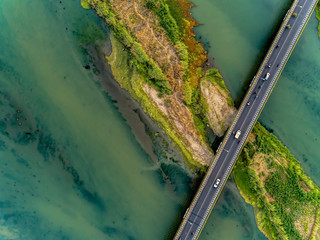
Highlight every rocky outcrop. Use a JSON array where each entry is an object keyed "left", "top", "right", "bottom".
[{"left": 201, "top": 79, "right": 236, "bottom": 137}]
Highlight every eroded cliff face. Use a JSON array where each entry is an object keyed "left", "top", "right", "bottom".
[
  {"left": 201, "top": 79, "right": 237, "bottom": 137},
  {"left": 83, "top": 0, "right": 235, "bottom": 167}
]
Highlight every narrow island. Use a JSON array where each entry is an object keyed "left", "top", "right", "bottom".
[
  {"left": 81, "top": 0, "right": 236, "bottom": 171},
  {"left": 81, "top": 0, "right": 320, "bottom": 239}
]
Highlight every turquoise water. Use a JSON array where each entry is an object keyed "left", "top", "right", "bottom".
[
  {"left": 0, "top": 0, "right": 190, "bottom": 239},
  {"left": 0, "top": 0, "right": 268, "bottom": 239}
]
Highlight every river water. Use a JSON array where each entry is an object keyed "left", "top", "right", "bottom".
[{"left": 0, "top": 0, "right": 318, "bottom": 239}]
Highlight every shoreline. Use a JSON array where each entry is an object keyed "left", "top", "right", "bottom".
[{"left": 82, "top": 38, "right": 197, "bottom": 178}]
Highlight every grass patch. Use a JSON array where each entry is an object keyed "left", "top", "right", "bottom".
[
  {"left": 205, "top": 69, "right": 234, "bottom": 107},
  {"left": 164, "top": 0, "right": 185, "bottom": 34},
  {"left": 145, "top": 0, "right": 181, "bottom": 43}
]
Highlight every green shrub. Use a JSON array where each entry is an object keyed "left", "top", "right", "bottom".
[
  {"left": 145, "top": 0, "right": 156, "bottom": 10},
  {"left": 156, "top": 4, "right": 180, "bottom": 43},
  {"left": 164, "top": 98, "right": 171, "bottom": 106},
  {"left": 184, "top": 82, "right": 193, "bottom": 105}
]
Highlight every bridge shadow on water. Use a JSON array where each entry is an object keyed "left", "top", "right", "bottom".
[{"left": 164, "top": 174, "right": 205, "bottom": 239}]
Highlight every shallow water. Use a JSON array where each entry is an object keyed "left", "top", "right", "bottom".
[{"left": 0, "top": 0, "right": 192, "bottom": 239}]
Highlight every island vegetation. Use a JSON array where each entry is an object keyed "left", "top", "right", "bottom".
[
  {"left": 234, "top": 122, "right": 320, "bottom": 239},
  {"left": 81, "top": 0, "right": 320, "bottom": 239}
]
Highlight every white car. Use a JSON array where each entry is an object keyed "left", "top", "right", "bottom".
[
  {"left": 214, "top": 178, "right": 221, "bottom": 188},
  {"left": 235, "top": 130, "right": 241, "bottom": 139},
  {"left": 263, "top": 72, "right": 270, "bottom": 80}
]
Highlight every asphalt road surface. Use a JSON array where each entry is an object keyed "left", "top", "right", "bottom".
[{"left": 174, "top": 0, "right": 319, "bottom": 239}]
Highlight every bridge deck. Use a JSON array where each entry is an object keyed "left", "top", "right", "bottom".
[{"left": 174, "top": 0, "right": 319, "bottom": 239}]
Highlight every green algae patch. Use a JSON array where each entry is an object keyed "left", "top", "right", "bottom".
[
  {"left": 234, "top": 122, "right": 320, "bottom": 240},
  {"left": 80, "top": 0, "right": 91, "bottom": 9}
]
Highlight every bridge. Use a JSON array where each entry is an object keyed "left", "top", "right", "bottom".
[{"left": 173, "top": 0, "right": 319, "bottom": 239}]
